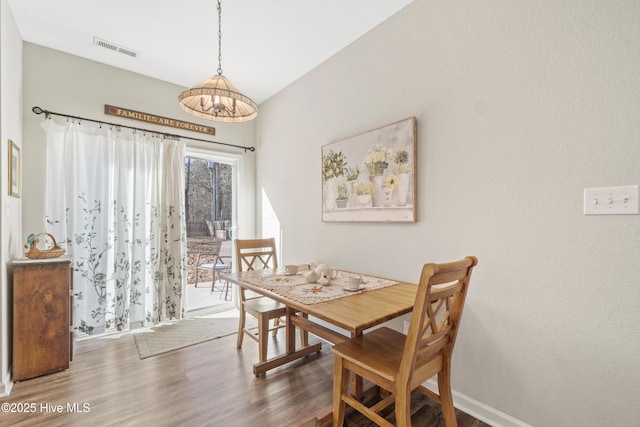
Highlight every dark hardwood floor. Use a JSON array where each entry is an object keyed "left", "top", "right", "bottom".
[{"left": 1, "top": 322, "right": 490, "bottom": 427}]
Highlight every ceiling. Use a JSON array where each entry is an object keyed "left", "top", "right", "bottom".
[{"left": 8, "top": 0, "right": 413, "bottom": 105}]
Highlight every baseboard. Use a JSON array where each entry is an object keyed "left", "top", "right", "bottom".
[
  {"left": 423, "top": 379, "right": 531, "bottom": 427},
  {"left": 0, "top": 368, "right": 14, "bottom": 397}
]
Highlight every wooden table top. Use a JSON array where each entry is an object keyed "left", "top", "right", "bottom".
[{"left": 222, "top": 268, "right": 418, "bottom": 335}]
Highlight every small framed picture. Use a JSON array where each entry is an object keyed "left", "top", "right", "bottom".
[{"left": 8, "top": 139, "right": 21, "bottom": 197}]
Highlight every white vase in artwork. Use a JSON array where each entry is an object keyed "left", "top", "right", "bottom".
[
  {"left": 382, "top": 186, "right": 393, "bottom": 207},
  {"left": 369, "top": 175, "right": 384, "bottom": 207},
  {"left": 357, "top": 194, "right": 372, "bottom": 207},
  {"left": 347, "top": 180, "right": 357, "bottom": 207},
  {"left": 324, "top": 178, "right": 337, "bottom": 210},
  {"left": 396, "top": 172, "right": 410, "bottom": 206}
]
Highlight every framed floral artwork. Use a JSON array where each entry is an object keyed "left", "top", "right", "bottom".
[
  {"left": 322, "top": 117, "right": 416, "bottom": 222},
  {"left": 8, "top": 139, "right": 21, "bottom": 198}
]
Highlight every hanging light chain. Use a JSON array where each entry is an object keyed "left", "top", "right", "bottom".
[
  {"left": 217, "top": 0, "right": 223, "bottom": 76},
  {"left": 178, "top": 0, "right": 257, "bottom": 122}
]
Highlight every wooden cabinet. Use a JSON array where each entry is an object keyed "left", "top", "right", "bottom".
[{"left": 12, "top": 257, "right": 72, "bottom": 381}]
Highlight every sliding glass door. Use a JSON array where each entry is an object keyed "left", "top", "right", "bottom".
[{"left": 184, "top": 150, "right": 238, "bottom": 313}]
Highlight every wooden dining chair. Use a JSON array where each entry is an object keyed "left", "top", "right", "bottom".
[
  {"left": 234, "top": 238, "right": 287, "bottom": 365},
  {"left": 331, "top": 256, "right": 478, "bottom": 427}
]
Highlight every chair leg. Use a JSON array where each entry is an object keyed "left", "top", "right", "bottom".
[
  {"left": 195, "top": 270, "right": 199, "bottom": 288},
  {"left": 272, "top": 317, "right": 280, "bottom": 337},
  {"left": 438, "top": 368, "right": 458, "bottom": 427},
  {"left": 395, "top": 388, "right": 412, "bottom": 427},
  {"left": 236, "top": 305, "right": 246, "bottom": 348},
  {"left": 332, "top": 356, "right": 348, "bottom": 427},
  {"left": 220, "top": 281, "right": 229, "bottom": 300}
]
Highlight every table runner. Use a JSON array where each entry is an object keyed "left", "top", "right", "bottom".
[{"left": 243, "top": 270, "right": 399, "bottom": 305}]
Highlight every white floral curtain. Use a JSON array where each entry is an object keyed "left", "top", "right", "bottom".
[{"left": 43, "top": 119, "right": 186, "bottom": 335}]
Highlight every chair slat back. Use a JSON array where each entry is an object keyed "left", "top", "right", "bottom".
[
  {"left": 400, "top": 256, "right": 477, "bottom": 386},
  {"left": 234, "top": 238, "right": 278, "bottom": 272}
]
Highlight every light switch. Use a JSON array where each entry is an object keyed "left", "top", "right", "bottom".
[{"left": 584, "top": 185, "right": 640, "bottom": 215}]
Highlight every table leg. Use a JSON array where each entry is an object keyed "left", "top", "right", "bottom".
[
  {"left": 251, "top": 306, "right": 322, "bottom": 376},
  {"left": 286, "top": 306, "right": 296, "bottom": 353},
  {"left": 301, "top": 312, "right": 310, "bottom": 346},
  {"left": 350, "top": 331, "right": 364, "bottom": 397}
]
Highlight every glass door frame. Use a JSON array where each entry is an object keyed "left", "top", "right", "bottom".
[{"left": 185, "top": 147, "right": 243, "bottom": 313}]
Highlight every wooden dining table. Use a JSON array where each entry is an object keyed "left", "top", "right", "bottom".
[{"left": 221, "top": 267, "right": 418, "bottom": 380}]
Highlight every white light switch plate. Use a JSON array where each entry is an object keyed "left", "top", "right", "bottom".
[{"left": 584, "top": 185, "right": 640, "bottom": 215}]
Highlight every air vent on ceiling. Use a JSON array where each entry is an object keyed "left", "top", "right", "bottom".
[
  {"left": 117, "top": 47, "right": 137, "bottom": 58},
  {"left": 93, "top": 37, "right": 138, "bottom": 58}
]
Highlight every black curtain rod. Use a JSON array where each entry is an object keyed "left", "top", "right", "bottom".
[{"left": 32, "top": 106, "right": 255, "bottom": 152}]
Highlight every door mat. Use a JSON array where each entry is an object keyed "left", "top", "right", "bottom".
[{"left": 133, "top": 316, "right": 256, "bottom": 359}]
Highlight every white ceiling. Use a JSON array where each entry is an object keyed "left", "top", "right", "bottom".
[{"left": 8, "top": 0, "right": 413, "bottom": 104}]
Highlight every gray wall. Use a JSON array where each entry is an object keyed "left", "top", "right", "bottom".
[{"left": 256, "top": 1, "right": 640, "bottom": 426}]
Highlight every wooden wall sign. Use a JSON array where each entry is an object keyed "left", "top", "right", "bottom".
[{"left": 104, "top": 105, "right": 215, "bottom": 135}]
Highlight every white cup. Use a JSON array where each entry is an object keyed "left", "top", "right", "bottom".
[
  {"left": 345, "top": 276, "right": 362, "bottom": 291},
  {"left": 285, "top": 264, "right": 299, "bottom": 275}
]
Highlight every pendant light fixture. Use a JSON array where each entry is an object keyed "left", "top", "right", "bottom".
[{"left": 179, "top": 0, "right": 257, "bottom": 122}]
